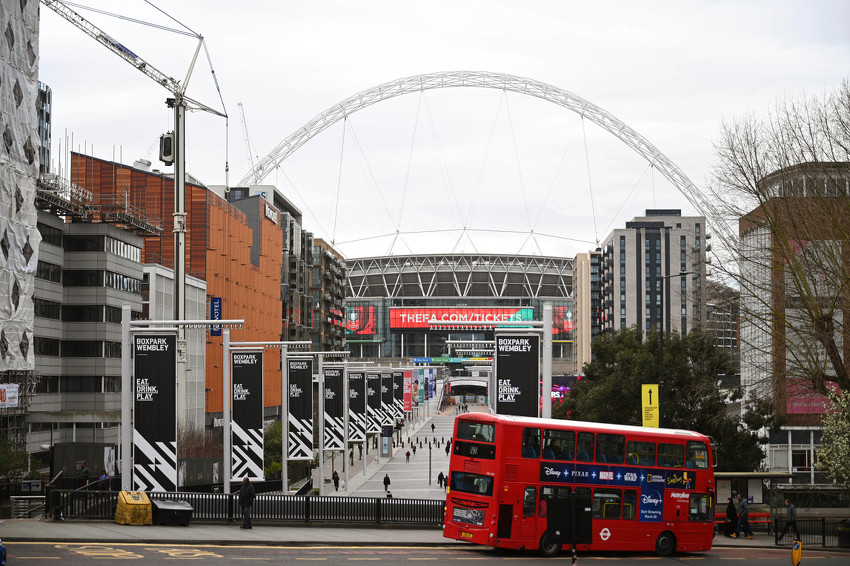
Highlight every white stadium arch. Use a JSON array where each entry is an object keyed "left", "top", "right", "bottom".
[{"left": 238, "top": 71, "right": 722, "bottom": 240}]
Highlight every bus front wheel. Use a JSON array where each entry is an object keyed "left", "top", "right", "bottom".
[
  {"left": 539, "top": 531, "right": 561, "bottom": 557},
  {"left": 655, "top": 531, "right": 676, "bottom": 557}
]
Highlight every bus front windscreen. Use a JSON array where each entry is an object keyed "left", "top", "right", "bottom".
[
  {"left": 456, "top": 421, "right": 495, "bottom": 443},
  {"left": 450, "top": 472, "right": 494, "bottom": 496}
]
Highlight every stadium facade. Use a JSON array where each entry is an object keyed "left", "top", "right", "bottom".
[{"left": 344, "top": 253, "right": 577, "bottom": 375}]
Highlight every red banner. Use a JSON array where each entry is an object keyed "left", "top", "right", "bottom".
[{"left": 403, "top": 370, "right": 413, "bottom": 412}]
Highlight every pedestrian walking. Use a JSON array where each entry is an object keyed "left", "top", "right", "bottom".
[
  {"left": 445, "top": 442, "right": 450, "bottom": 456},
  {"left": 238, "top": 477, "right": 256, "bottom": 529},
  {"left": 383, "top": 473, "right": 391, "bottom": 492},
  {"left": 431, "top": 423, "right": 435, "bottom": 433},
  {"left": 781, "top": 498, "right": 800, "bottom": 541},
  {"left": 723, "top": 497, "right": 738, "bottom": 537},
  {"left": 332, "top": 470, "right": 340, "bottom": 491},
  {"left": 0, "top": 537, "right": 6, "bottom": 566},
  {"left": 412, "top": 445, "right": 416, "bottom": 456},
  {"left": 99, "top": 469, "right": 110, "bottom": 490},
  {"left": 79, "top": 461, "right": 90, "bottom": 489},
  {"left": 405, "top": 450, "right": 410, "bottom": 462},
  {"left": 732, "top": 493, "right": 754, "bottom": 539},
  {"left": 437, "top": 472, "right": 444, "bottom": 488}
]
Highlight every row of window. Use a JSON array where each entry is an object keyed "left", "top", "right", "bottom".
[
  {"left": 34, "top": 300, "right": 125, "bottom": 323},
  {"left": 36, "top": 227, "right": 142, "bottom": 262},
  {"left": 35, "top": 375, "right": 121, "bottom": 394},
  {"left": 521, "top": 427, "right": 710, "bottom": 469},
  {"left": 34, "top": 338, "right": 122, "bottom": 358},
  {"left": 36, "top": 265, "right": 142, "bottom": 294}
]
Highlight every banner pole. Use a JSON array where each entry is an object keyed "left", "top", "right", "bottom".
[
  {"left": 343, "top": 364, "right": 350, "bottom": 491},
  {"left": 318, "top": 355, "right": 325, "bottom": 497},
  {"left": 121, "top": 305, "right": 132, "bottom": 490},
  {"left": 223, "top": 328, "right": 231, "bottom": 495},
  {"left": 281, "top": 345, "right": 288, "bottom": 493}
]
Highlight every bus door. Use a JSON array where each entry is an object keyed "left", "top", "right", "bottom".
[{"left": 541, "top": 486, "right": 592, "bottom": 546}]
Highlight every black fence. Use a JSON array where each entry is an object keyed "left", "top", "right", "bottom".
[
  {"left": 773, "top": 518, "right": 847, "bottom": 548},
  {"left": 46, "top": 488, "right": 445, "bottom": 527}
]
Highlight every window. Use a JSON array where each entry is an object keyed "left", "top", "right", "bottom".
[
  {"left": 34, "top": 337, "right": 60, "bottom": 356},
  {"left": 522, "top": 428, "right": 541, "bottom": 458},
  {"left": 592, "top": 488, "right": 622, "bottom": 519},
  {"left": 62, "top": 375, "right": 100, "bottom": 393},
  {"left": 456, "top": 421, "right": 495, "bottom": 443},
  {"left": 104, "top": 341, "right": 122, "bottom": 358},
  {"left": 105, "top": 306, "right": 122, "bottom": 323},
  {"left": 658, "top": 443, "right": 684, "bottom": 468},
  {"left": 105, "top": 236, "right": 141, "bottom": 262},
  {"left": 63, "top": 305, "right": 102, "bottom": 322},
  {"left": 576, "top": 432, "right": 594, "bottom": 462},
  {"left": 64, "top": 234, "right": 103, "bottom": 252},
  {"left": 595, "top": 434, "right": 624, "bottom": 464},
  {"left": 105, "top": 271, "right": 141, "bottom": 294},
  {"left": 689, "top": 493, "right": 711, "bottom": 522},
  {"left": 36, "top": 260, "right": 61, "bottom": 283},
  {"left": 63, "top": 270, "right": 102, "bottom": 287},
  {"left": 542, "top": 429, "right": 574, "bottom": 460},
  {"left": 62, "top": 341, "right": 102, "bottom": 357},
  {"left": 450, "top": 472, "right": 494, "bottom": 496},
  {"left": 523, "top": 487, "right": 537, "bottom": 517},
  {"left": 34, "top": 298, "right": 61, "bottom": 319},
  {"left": 627, "top": 440, "right": 656, "bottom": 466},
  {"left": 686, "top": 441, "right": 710, "bottom": 469},
  {"left": 37, "top": 222, "right": 62, "bottom": 247}
]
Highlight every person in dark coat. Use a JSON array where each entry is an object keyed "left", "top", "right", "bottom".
[
  {"left": 238, "top": 477, "right": 256, "bottom": 529},
  {"left": 724, "top": 497, "right": 738, "bottom": 536},
  {"left": 733, "top": 493, "right": 754, "bottom": 538},
  {"left": 437, "top": 472, "right": 445, "bottom": 488},
  {"left": 332, "top": 470, "right": 340, "bottom": 491},
  {"left": 383, "top": 473, "right": 391, "bottom": 492},
  {"left": 781, "top": 498, "right": 800, "bottom": 540}
]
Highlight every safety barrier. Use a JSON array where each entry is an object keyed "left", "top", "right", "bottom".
[{"left": 44, "top": 489, "right": 445, "bottom": 527}]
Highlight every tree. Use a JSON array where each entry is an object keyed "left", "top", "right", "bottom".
[
  {"left": 816, "top": 390, "right": 850, "bottom": 490},
  {"left": 0, "top": 433, "right": 26, "bottom": 479},
  {"left": 555, "top": 327, "right": 780, "bottom": 471},
  {"left": 706, "top": 80, "right": 850, "bottom": 400}
]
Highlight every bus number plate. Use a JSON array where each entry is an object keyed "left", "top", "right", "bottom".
[{"left": 461, "top": 531, "right": 474, "bottom": 539}]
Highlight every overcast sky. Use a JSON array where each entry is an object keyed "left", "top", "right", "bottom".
[{"left": 38, "top": 1, "right": 850, "bottom": 259}]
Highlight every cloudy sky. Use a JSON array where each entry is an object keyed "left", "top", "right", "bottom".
[{"left": 38, "top": 1, "right": 850, "bottom": 259}]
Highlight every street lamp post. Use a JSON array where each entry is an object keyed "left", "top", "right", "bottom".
[{"left": 658, "top": 271, "right": 692, "bottom": 428}]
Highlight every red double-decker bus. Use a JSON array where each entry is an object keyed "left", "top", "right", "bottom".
[{"left": 443, "top": 413, "right": 715, "bottom": 557}]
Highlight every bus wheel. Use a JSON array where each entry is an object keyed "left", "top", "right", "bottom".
[
  {"left": 538, "top": 531, "right": 561, "bottom": 557},
  {"left": 655, "top": 531, "right": 676, "bottom": 557}
]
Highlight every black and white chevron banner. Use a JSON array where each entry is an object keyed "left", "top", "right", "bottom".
[
  {"left": 392, "top": 371, "right": 404, "bottom": 419},
  {"left": 380, "top": 372, "right": 394, "bottom": 425},
  {"left": 232, "top": 421, "right": 264, "bottom": 479},
  {"left": 366, "top": 371, "right": 381, "bottom": 433},
  {"left": 132, "top": 430, "right": 176, "bottom": 492},
  {"left": 323, "top": 366, "right": 344, "bottom": 451},
  {"left": 133, "top": 332, "right": 177, "bottom": 491},
  {"left": 288, "top": 358, "right": 314, "bottom": 460},
  {"left": 232, "top": 350, "right": 264, "bottom": 480},
  {"left": 348, "top": 371, "right": 365, "bottom": 442}
]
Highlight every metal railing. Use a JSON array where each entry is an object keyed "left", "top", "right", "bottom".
[
  {"left": 773, "top": 518, "right": 844, "bottom": 548},
  {"left": 45, "top": 489, "right": 445, "bottom": 527}
]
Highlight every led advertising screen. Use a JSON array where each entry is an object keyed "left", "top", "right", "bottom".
[
  {"left": 390, "top": 307, "right": 533, "bottom": 329},
  {"left": 552, "top": 306, "right": 574, "bottom": 337},
  {"left": 346, "top": 306, "right": 377, "bottom": 335}
]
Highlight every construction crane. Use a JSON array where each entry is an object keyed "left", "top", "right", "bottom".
[
  {"left": 41, "top": 0, "right": 227, "bottom": 489},
  {"left": 238, "top": 101, "right": 261, "bottom": 184}
]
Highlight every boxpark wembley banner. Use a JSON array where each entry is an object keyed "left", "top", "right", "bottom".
[
  {"left": 231, "top": 350, "right": 264, "bottom": 481},
  {"left": 288, "top": 358, "right": 313, "bottom": 460},
  {"left": 348, "top": 371, "right": 366, "bottom": 442},
  {"left": 323, "top": 366, "right": 345, "bottom": 451},
  {"left": 495, "top": 333, "right": 540, "bottom": 417},
  {"left": 133, "top": 333, "right": 177, "bottom": 491},
  {"left": 366, "top": 371, "right": 381, "bottom": 433}
]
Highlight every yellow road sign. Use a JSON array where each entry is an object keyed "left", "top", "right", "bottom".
[{"left": 642, "top": 384, "right": 659, "bottom": 428}]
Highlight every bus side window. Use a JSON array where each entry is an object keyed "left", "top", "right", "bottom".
[
  {"left": 523, "top": 487, "right": 537, "bottom": 517},
  {"left": 659, "top": 443, "right": 684, "bottom": 468},
  {"left": 686, "top": 441, "right": 709, "bottom": 469},
  {"left": 576, "top": 431, "right": 594, "bottom": 462},
  {"left": 522, "top": 428, "right": 540, "bottom": 458},
  {"left": 627, "top": 440, "right": 656, "bottom": 466},
  {"left": 592, "top": 488, "right": 622, "bottom": 519}
]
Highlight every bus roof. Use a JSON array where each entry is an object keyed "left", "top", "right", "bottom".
[{"left": 457, "top": 412, "right": 709, "bottom": 440}]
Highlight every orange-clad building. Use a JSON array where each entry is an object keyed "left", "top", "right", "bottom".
[{"left": 71, "top": 152, "right": 283, "bottom": 418}]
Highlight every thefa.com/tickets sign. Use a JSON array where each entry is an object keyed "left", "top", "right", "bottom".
[
  {"left": 390, "top": 307, "right": 533, "bottom": 329},
  {"left": 494, "top": 334, "right": 540, "bottom": 417}
]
